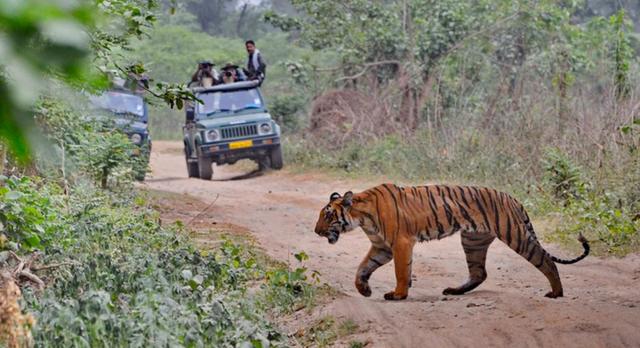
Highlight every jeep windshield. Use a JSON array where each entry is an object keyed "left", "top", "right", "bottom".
[
  {"left": 196, "top": 88, "right": 264, "bottom": 118},
  {"left": 90, "top": 91, "right": 146, "bottom": 120}
]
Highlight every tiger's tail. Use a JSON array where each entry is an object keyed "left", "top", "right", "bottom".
[
  {"left": 549, "top": 233, "right": 590, "bottom": 264},
  {"left": 520, "top": 207, "right": 589, "bottom": 265}
]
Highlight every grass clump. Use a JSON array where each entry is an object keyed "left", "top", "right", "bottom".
[{"left": 294, "top": 316, "right": 361, "bottom": 348}]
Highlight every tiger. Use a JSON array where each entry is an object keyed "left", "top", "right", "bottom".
[{"left": 314, "top": 183, "right": 589, "bottom": 300}]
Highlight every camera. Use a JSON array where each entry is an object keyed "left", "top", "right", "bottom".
[{"left": 224, "top": 71, "right": 233, "bottom": 77}]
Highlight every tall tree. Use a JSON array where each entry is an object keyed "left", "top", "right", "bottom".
[{"left": 184, "top": 0, "right": 238, "bottom": 34}]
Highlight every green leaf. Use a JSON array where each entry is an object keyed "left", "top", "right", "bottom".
[
  {"left": 25, "top": 233, "right": 41, "bottom": 247},
  {"left": 294, "top": 251, "right": 309, "bottom": 262},
  {"left": 192, "top": 274, "right": 204, "bottom": 285},
  {"left": 5, "top": 191, "right": 23, "bottom": 200}
]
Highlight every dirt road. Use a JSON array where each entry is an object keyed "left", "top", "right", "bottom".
[{"left": 145, "top": 141, "right": 640, "bottom": 347}]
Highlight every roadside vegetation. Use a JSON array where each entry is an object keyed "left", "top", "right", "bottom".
[
  {"left": 2, "top": 101, "right": 322, "bottom": 345},
  {"left": 0, "top": 1, "right": 321, "bottom": 347},
  {"left": 1, "top": 172, "right": 320, "bottom": 346}
]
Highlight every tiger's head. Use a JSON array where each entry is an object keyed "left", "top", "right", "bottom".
[{"left": 315, "top": 191, "right": 359, "bottom": 244}]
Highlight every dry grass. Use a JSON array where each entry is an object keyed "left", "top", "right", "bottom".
[{"left": 0, "top": 273, "right": 34, "bottom": 348}]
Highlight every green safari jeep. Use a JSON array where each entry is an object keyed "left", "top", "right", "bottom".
[{"left": 183, "top": 80, "right": 283, "bottom": 180}]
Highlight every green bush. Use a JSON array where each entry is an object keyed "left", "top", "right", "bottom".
[
  {"left": 34, "top": 98, "right": 148, "bottom": 189},
  {"left": 0, "top": 174, "right": 319, "bottom": 346},
  {"left": 542, "top": 148, "right": 587, "bottom": 202},
  {"left": 268, "top": 94, "right": 306, "bottom": 132},
  {"left": 14, "top": 185, "right": 295, "bottom": 347},
  {"left": 540, "top": 148, "right": 639, "bottom": 255},
  {"left": 77, "top": 129, "right": 140, "bottom": 189},
  {"left": 0, "top": 176, "right": 64, "bottom": 251},
  {"left": 261, "top": 251, "right": 320, "bottom": 314},
  {"left": 550, "top": 191, "right": 640, "bottom": 255}
]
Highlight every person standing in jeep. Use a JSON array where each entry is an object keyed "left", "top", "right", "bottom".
[{"left": 245, "top": 40, "right": 266, "bottom": 82}]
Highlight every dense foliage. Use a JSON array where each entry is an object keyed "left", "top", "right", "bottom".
[
  {"left": 0, "top": 0, "right": 196, "bottom": 163},
  {"left": 0, "top": 174, "right": 318, "bottom": 346},
  {"left": 0, "top": 74, "right": 316, "bottom": 348},
  {"left": 0, "top": 94, "right": 319, "bottom": 344}
]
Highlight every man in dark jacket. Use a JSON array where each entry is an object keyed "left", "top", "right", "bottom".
[{"left": 245, "top": 40, "right": 266, "bottom": 82}]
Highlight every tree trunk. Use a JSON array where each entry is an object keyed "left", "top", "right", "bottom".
[
  {"left": 557, "top": 70, "right": 569, "bottom": 134},
  {"left": 101, "top": 168, "right": 108, "bottom": 189},
  {"left": 236, "top": 3, "right": 248, "bottom": 37},
  {"left": 555, "top": 50, "right": 571, "bottom": 135},
  {"left": 0, "top": 142, "right": 5, "bottom": 176},
  {"left": 482, "top": 74, "right": 509, "bottom": 129}
]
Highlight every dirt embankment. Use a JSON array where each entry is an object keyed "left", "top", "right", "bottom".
[{"left": 144, "top": 141, "right": 640, "bottom": 348}]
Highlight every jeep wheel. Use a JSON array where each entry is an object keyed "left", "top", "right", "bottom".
[
  {"left": 269, "top": 145, "right": 284, "bottom": 170},
  {"left": 197, "top": 154, "right": 213, "bottom": 180},
  {"left": 258, "top": 157, "right": 269, "bottom": 171},
  {"left": 186, "top": 157, "right": 199, "bottom": 178}
]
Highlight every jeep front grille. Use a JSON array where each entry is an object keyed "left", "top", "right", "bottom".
[{"left": 221, "top": 124, "right": 258, "bottom": 139}]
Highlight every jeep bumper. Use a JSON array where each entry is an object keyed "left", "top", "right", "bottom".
[{"left": 199, "top": 136, "right": 280, "bottom": 165}]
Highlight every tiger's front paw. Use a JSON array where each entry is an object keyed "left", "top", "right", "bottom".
[
  {"left": 383, "top": 291, "right": 407, "bottom": 301},
  {"left": 355, "top": 281, "right": 372, "bottom": 297}
]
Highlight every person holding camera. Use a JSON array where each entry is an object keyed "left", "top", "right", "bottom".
[
  {"left": 221, "top": 63, "right": 247, "bottom": 84},
  {"left": 189, "top": 60, "right": 218, "bottom": 87}
]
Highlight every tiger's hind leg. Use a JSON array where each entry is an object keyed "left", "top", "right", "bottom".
[
  {"left": 521, "top": 243, "right": 563, "bottom": 298},
  {"left": 502, "top": 224, "right": 564, "bottom": 298},
  {"left": 537, "top": 256, "right": 563, "bottom": 298},
  {"left": 443, "top": 232, "right": 495, "bottom": 296}
]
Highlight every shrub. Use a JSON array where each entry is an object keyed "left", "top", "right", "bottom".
[
  {"left": 17, "top": 187, "right": 286, "bottom": 347},
  {"left": 269, "top": 94, "right": 306, "bottom": 132},
  {"left": 541, "top": 147, "right": 588, "bottom": 202},
  {"left": 552, "top": 190, "right": 640, "bottom": 255},
  {"left": 0, "top": 176, "right": 64, "bottom": 251},
  {"left": 261, "top": 251, "right": 320, "bottom": 314}
]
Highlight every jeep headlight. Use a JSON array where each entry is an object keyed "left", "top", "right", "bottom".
[
  {"left": 130, "top": 133, "right": 142, "bottom": 145},
  {"left": 205, "top": 129, "right": 220, "bottom": 142},
  {"left": 258, "top": 122, "right": 272, "bottom": 135}
]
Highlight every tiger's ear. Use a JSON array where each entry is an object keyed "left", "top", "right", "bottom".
[
  {"left": 342, "top": 191, "right": 353, "bottom": 207},
  {"left": 330, "top": 192, "right": 341, "bottom": 201}
]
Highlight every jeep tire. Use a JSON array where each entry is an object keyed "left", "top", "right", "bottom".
[
  {"left": 197, "top": 152, "right": 213, "bottom": 180},
  {"left": 186, "top": 157, "right": 199, "bottom": 178},
  {"left": 269, "top": 145, "right": 284, "bottom": 170}
]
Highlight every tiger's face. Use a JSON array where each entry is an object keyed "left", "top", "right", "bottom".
[{"left": 315, "top": 191, "right": 357, "bottom": 244}]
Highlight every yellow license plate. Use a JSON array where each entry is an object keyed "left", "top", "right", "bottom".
[{"left": 229, "top": 140, "right": 253, "bottom": 149}]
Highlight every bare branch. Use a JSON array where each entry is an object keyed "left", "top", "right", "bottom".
[
  {"left": 335, "top": 60, "right": 401, "bottom": 83},
  {"left": 18, "top": 270, "right": 45, "bottom": 289},
  {"left": 185, "top": 194, "right": 220, "bottom": 227},
  {"left": 32, "top": 261, "right": 82, "bottom": 272}
]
